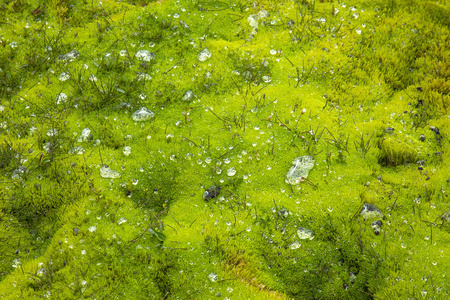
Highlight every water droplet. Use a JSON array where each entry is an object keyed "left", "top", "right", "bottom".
[
  {"left": 88, "top": 226, "right": 97, "bottom": 233},
  {"left": 100, "top": 165, "right": 120, "bottom": 179},
  {"left": 58, "top": 50, "right": 79, "bottom": 62},
  {"left": 290, "top": 241, "right": 301, "bottom": 249},
  {"left": 136, "top": 73, "right": 152, "bottom": 81},
  {"left": 132, "top": 107, "right": 155, "bottom": 121},
  {"left": 70, "top": 146, "right": 85, "bottom": 155},
  {"left": 47, "top": 129, "right": 58, "bottom": 136},
  {"left": 118, "top": 217, "right": 127, "bottom": 225},
  {"left": 297, "top": 227, "right": 315, "bottom": 240},
  {"left": 56, "top": 93, "right": 68, "bottom": 104},
  {"left": 78, "top": 128, "right": 92, "bottom": 142},
  {"left": 198, "top": 48, "right": 211, "bottom": 62},
  {"left": 182, "top": 90, "right": 196, "bottom": 101},
  {"left": 135, "top": 50, "right": 155, "bottom": 62},
  {"left": 262, "top": 75, "right": 271, "bottom": 83},
  {"left": 59, "top": 72, "right": 70, "bottom": 81},
  {"left": 286, "top": 156, "right": 315, "bottom": 184},
  {"left": 123, "top": 146, "right": 131, "bottom": 156},
  {"left": 227, "top": 167, "right": 236, "bottom": 176},
  {"left": 208, "top": 273, "right": 218, "bottom": 282}
]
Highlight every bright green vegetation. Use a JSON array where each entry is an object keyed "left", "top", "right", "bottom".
[{"left": 1, "top": 0, "right": 449, "bottom": 298}]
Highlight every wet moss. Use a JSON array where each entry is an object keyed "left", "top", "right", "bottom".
[{"left": 0, "top": 0, "right": 450, "bottom": 298}]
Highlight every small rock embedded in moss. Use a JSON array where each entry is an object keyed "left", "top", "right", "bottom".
[
  {"left": 385, "top": 127, "right": 395, "bottom": 134},
  {"left": 429, "top": 126, "right": 440, "bottom": 135},
  {"left": 286, "top": 156, "right": 315, "bottom": 184},
  {"left": 203, "top": 186, "right": 220, "bottom": 201},
  {"left": 419, "top": 134, "right": 426, "bottom": 141},
  {"left": 360, "top": 203, "right": 384, "bottom": 220},
  {"left": 417, "top": 160, "right": 425, "bottom": 166},
  {"left": 297, "top": 227, "right": 315, "bottom": 240},
  {"left": 371, "top": 220, "right": 383, "bottom": 235},
  {"left": 132, "top": 107, "right": 155, "bottom": 121}
]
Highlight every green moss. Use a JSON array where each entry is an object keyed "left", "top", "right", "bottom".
[
  {"left": 377, "top": 135, "right": 425, "bottom": 166},
  {"left": 1, "top": 0, "right": 450, "bottom": 298}
]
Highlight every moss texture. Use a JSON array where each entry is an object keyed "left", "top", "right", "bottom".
[{"left": 0, "top": 0, "right": 449, "bottom": 298}]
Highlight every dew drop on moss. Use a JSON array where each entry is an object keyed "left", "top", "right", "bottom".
[
  {"left": 198, "top": 48, "right": 211, "bottom": 62},
  {"left": 100, "top": 165, "right": 120, "bottom": 179},
  {"left": 123, "top": 146, "right": 131, "bottom": 156},
  {"left": 132, "top": 107, "right": 155, "bottom": 121},
  {"left": 297, "top": 227, "right": 315, "bottom": 240},
  {"left": 208, "top": 272, "right": 218, "bottom": 282},
  {"left": 286, "top": 156, "right": 315, "bottom": 184},
  {"left": 227, "top": 167, "right": 236, "bottom": 176},
  {"left": 135, "top": 50, "right": 155, "bottom": 62},
  {"left": 78, "top": 128, "right": 92, "bottom": 142},
  {"left": 58, "top": 72, "right": 70, "bottom": 81}
]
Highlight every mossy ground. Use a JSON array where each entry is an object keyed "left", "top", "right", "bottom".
[{"left": 1, "top": 0, "right": 449, "bottom": 298}]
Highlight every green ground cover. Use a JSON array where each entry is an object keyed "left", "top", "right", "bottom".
[{"left": 0, "top": 0, "right": 449, "bottom": 298}]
